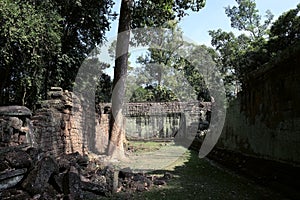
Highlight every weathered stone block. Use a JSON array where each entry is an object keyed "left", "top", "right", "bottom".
[
  {"left": 0, "top": 188, "right": 31, "bottom": 199},
  {"left": 5, "top": 150, "right": 32, "bottom": 169},
  {"left": 22, "top": 156, "right": 58, "bottom": 194},
  {"left": 0, "top": 168, "right": 27, "bottom": 191}
]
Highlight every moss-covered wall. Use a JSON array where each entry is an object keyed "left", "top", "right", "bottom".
[{"left": 217, "top": 46, "right": 300, "bottom": 166}]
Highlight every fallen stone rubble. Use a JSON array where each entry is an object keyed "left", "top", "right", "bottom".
[
  {"left": 0, "top": 147, "right": 96, "bottom": 200},
  {"left": 0, "top": 146, "right": 173, "bottom": 200}
]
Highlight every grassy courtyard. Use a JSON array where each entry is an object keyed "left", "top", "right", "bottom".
[{"left": 105, "top": 142, "right": 287, "bottom": 200}]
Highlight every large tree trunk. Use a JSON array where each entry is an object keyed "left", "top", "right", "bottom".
[{"left": 108, "top": 0, "right": 131, "bottom": 160}]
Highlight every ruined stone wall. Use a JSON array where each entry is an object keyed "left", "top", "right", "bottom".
[
  {"left": 0, "top": 106, "right": 32, "bottom": 147},
  {"left": 217, "top": 46, "right": 300, "bottom": 166},
  {"left": 32, "top": 88, "right": 84, "bottom": 156},
  {"left": 31, "top": 90, "right": 209, "bottom": 156},
  {"left": 32, "top": 88, "right": 108, "bottom": 157},
  {"left": 95, "top": 113, "right": 109, "bottom": 153}
]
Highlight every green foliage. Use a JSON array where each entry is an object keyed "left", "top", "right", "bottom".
[
  {"left": 130, "top": 85, "right": 178, "bottom": 102},
  {"left": 96, "top": 73, "right": 113, "bottom": 103},
  {"left": 225, "top": 0, "right": 273, "bottom": 40},
  {"left": 0, "top": 0, "right": 207, "bottom": 108},
  {"left": 73, "top": 46, "right": 112, "bottom": 105},
  {"left": 131, "top": 0, "right": 206, "bottom": 28},
  {"left": 54, "top": 0, "right": 116, "bottom": 90},
  {"left": 209, "top": 0, "right": 273, "bottom": 99},
  {"left": 268, "top": 3, "right": 300, "bottom": 55},
  {"left": 127, "top": 1, "right": 206, "bottom": 47},
  {"left": 0, "top": 0, "right": 115, "bottom": 108},
  {"left": 0, "top": 0, "right": 62, "bottom": 107},
  {"left": 129, "top": 25, "right": 216, "bottom": 102},
  {"left": 111, "top": 0, "right": 206, "bottom": 105},
  {"left": 183, "top": 45, "right": 216, "bottom": 102},
  {"left": 210, "top": 1, "right": 300, "bottom": 101}
]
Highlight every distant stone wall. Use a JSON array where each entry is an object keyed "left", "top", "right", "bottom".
[
  {"left": 217, "top": 46, "right": 300, "bottom": 166},
  {"left": 100, "top": 102, "right": 209, "bottom": 140},
  {"left": 100, "top": 101, "right": 210, "bottom": 116}
]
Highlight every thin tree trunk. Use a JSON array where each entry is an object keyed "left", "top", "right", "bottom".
[{"left": 108, "top": 0, "right": 131, "bottom": 160}]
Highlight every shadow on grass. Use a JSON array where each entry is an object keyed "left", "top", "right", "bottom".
[{"left": 106, "top": 150, "right": 287, "bottom": 200}]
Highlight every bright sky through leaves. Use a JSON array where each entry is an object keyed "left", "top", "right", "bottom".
[
  {"left": 103, "top": 0, "right": 300, "bottom": 77},
  {"left": 107, "top": 0, "right": 300, "bottom": 46}
]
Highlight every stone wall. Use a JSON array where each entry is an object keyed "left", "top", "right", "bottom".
[
  {"left": 122, "top": 101, "right": 209, "bottom": 116},
  {"left": 100, "top": 101, "right": 210, "bottom": 116},
  {"left": 32, "top": 87, "right": 108, "bottom": 157},
  {"left": 30, "top": 89, "right": 209, "bottom": 156},
  {"left": 217, "top": 45, "right": 300, "bottom": 166},
  {"left": 0, "top": 106, "right": 33, "bottom": 147},
  {"left": 100, "top": 102, "right": 209, "bottom": 140}
]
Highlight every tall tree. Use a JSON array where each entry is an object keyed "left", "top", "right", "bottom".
[
  {"left": 224, "top": 0, "right": 273, "bottom": 40},
  {"left": 0, "top": 0, "right": 115, "bottom": 108},
  {"left": 210, "top": 1, "right": 300, "bottom": 100},
  {"left": 0, "top": 0, "right": 61, "bottom": 107},
  {"left": 209, "top": 0, "right": 273, "bottom": 99},
  {"left": 53, "top": 0, "right": 116, "bottom": 91},
  {"left": 109, "top": 0, "right": 206, "bottom": 159},
  {"left": 267, "top": 4, "right": 300, "bottom": 55},
  {"left": 134, "top": 23, "right": 184, "bottom": 86},
  {"left": 108, "top": 0, "right": 132, "bottom": 159},
  {"left": 131, "top": 25, "right": 215, "bottom": 102}
]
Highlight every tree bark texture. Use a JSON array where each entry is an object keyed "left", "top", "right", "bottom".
[{"left": 108, "top": 0, "right": 131, "bottom": 159}]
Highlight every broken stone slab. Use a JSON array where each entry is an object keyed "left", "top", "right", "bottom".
[
  {"left": 56, "top": 158, "right": 71, "bottom": 172},
  {"left": 0, "top": 145, "right": 29, "bottom": 156},
  {"left": 81, "top": 179, "right": 108, "bottom": 195},
  {"left": 0, "top": 161, "right": 10, "bottom": 172},
  {"left": 53, "top": 172, "right": 66, "bottom": 193},
  {"left": 153, "top": 179, "right": 167, "bottom": 186},
  {"left": 64, "top": 166, "right": 109, "bottom": 199},
  {"left": 136, "top": 182, "right": 148, "bottom": 192},
  {"left": 47, "top": 87, "right": 63, "bottom": 99},
  {"left": 22, "top": 156, "right": 59, "bottom": 195},
  {"left": 163, "top": 172, "right": 173, "bottom": 180},
  {"left": 26, "top": 147, "right": 44, "bottom": 166},
  {"left": 37, "top": 184, "right": 60, "bottom": 200},
  {"left": 0, "top": 106, "right": 31, "bottom": 117},
  {"left": 60, "top": 152, "right": 89, "bottom": 169},
  {"left": 119, "top": 167, "right": 134, "bottom": 179},
  {"left": 0, "top": 188, "right": 31, "bottom": 200},
  {"left": 64, "top": 166, "right": 84, "bottom": 199},
  {"left": 117, "top": 167, "right": 156, "bottom": 192},
  {"left": 7, "top": 117, "right": 23, "bottom": 130},
  {"left": 95, "top": 165, "right": 115, "bottom": 192},
  {"left": 0, "top": 168, "right": 27, "bottom": 191},
  {"left": 89, "top": 173, "right": 107, "bottom": 186},
  {"left": 5, "top": 150, "right": 32, "bottom": 169}
]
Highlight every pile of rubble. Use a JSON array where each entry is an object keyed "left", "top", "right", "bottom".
[
  {"left": 0, "top": 146, "right": 173, "bottom": 200},
  {"left": 0, "top": 146, "right": 106, "bottom": 199},
  {"left": 117, "top": 168, "right": 173, "bottom": 193},
  {"left": 0, "top": 100, "right": 174, "bottom": 199}
]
